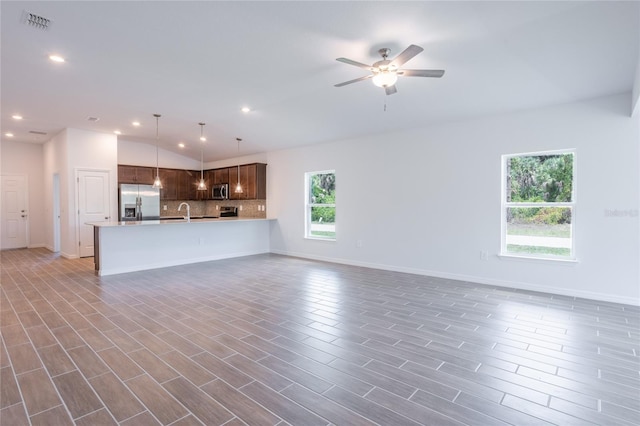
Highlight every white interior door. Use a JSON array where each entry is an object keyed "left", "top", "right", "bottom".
[
  {"left": 1, "top": 175, "right": 28, "bottom": 249},
  {"left": 78, "top": 170, "right": 110, "bottom": 257}
]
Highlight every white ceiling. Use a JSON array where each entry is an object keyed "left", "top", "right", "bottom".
[{"left": 2, "top": 1, "right": 638, "bottom": 162}]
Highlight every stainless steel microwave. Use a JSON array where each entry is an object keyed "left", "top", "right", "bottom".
[{"left": 212, "top": 183, "right": 228, "bottom": 200}]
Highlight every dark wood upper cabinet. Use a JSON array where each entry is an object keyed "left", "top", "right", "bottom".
[
  {"left": 249, "top": 163, "right": 266, "bottom": 199},
  {"left": 191, "top": 170, "right": 211, "bottom": 201},
  {"left": 228, "top": 166, "right": 248, "bottom": 200},
  {"left": 177, "top": 170, "right": 197, "bottom": 200},
  {"left": 229, "top": 163, "right": 266, "bottom": 200},
  {"left": 159, "top": 168, "right": 177, "bottom": 200},
  {"left": 118, "top": 163, "right": 265, "bottom": 201},
  {"left": 213, "top": 168, "right": 229, "bottom": 185},
  {"left": 118, "top": 165, "right": 155, "bottom": 185}
]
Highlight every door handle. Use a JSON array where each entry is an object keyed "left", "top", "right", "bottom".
[
  {"left": 21, "top": 215, "right": 27, "bottom": 218},
  {"left": 104, "top": 217, "right": 109, "bottom": 220}
]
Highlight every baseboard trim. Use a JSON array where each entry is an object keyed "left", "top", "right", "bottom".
[
  {"left": 60, "top": 252, "right": 78, "bottom": 260},
  {"left": 270, "top": 249, "right": 640, "bottom": 307}
]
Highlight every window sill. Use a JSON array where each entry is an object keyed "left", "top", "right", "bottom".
[
  {"left": 498, "top": 253, "right": 578, "bottom": 264},
  {"left": 304, "top": 236, "right": 336, "bottom": 242}
]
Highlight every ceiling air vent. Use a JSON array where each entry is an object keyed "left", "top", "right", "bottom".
[
  {"left": 22, "top": 10, "right": 52, "bottom": 30},
  {"left": 29, "top": 130, "right": 47, "bottom": 136}
]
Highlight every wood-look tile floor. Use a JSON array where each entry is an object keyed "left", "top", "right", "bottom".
[{"left": 1, "top": 248, "right": 639, "bottom": 425}]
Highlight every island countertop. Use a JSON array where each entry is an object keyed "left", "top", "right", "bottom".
[
  {"left": 90, "top": 217, "right": 275, "bottom": 276},
  {"left": 89, "top": 217, "right": 274, "bottom": 227}
]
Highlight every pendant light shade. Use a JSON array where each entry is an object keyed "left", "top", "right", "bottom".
[
  {"left": 197, "top": 122, "right": 207, "bottom": 191},
  {"left": 152, "top": 114, "right": 163, "bottom": 189},
  {"left": 235, "top": 137, "right": 243, "bottom": 194}
]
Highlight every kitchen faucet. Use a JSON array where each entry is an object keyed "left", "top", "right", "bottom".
[{"left": 178, "top": 202, "right": 191, "bottom": 222}]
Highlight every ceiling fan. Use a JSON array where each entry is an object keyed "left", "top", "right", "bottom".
[{"left": 334, "top": 44, "right": 444, "bottom": 95}]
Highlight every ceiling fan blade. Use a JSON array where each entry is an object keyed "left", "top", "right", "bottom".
[
  {"left": 398, "top": 69, "right": 445, "bottom": 78},
  {"left": 385, "top": 85, "right": 397, "bottom": 96},
  {"left": 390, "top": 44, "right": 424, "bottom": 68},
  {"left": 334, "top": 74, "right": 372, "bottom": 87},
  {"left": 336, "top": 57, "right": 372, "bottom": 70}
]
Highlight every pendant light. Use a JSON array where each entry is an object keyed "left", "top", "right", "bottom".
[
  {"left": 152, "top": 113, "right": 163, "bottom": 189},
  {"left": 234, "top": 137, "right": 243, "bottom": 194},
  {"left": 197, "top": 122, "right": 207, "bottom": 191}
]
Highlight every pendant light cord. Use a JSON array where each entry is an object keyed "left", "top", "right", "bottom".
[
  {"left": 235, "top": 138, "right": 243, "bottom": 193},
  {"left": 199, "top": 123, "right": 205, "bottom": 180},
  {"left": 155, "top": 114, "right": 160, "bottom": 175},
  {"left": 153, "top": 113, "right": 162, "bottom": 189}
]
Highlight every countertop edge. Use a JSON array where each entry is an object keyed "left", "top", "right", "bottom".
[{"left": 88, "top": 217, "right": 277, "bottom": 227}]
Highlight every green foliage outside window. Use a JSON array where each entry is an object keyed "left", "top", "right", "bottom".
[
  {"left": 507, "top": 154, "right": 573, "bottom": 225},
  {"left": 310, "top": 173, "right": 335, "bottom": 223}
]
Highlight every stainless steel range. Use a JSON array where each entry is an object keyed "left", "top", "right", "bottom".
[{"left": 219, "top": 206, "right": 238, "bottom": 217}]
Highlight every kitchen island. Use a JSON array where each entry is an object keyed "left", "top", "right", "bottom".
[{"left": 90, "top": 218, "right": 274, "bottom": 276}]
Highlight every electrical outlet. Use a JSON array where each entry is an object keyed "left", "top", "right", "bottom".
[
  {"left": 239, "top": 205, "right": 243, "bottom": 211},
  {"left": 356, "top": 240, "right": 363, "bottom": 248},
  {"left": 480, "top": 250, "right": 489, "bottom": 261},
  {"left": 216, "top": 205, "right": 219, "bottom": 210},
  {"left": 163, "top": 205, "right": 167, "bottom": 210},
  {"left": 199, "top": 237, "right": 204, "bottom": 245}
]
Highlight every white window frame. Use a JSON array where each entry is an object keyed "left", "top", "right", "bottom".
[
  {"left": 305, "top": 170, "right": 336, "bottom": 241},
  {"left": 500, "top": 149, "right": 577, "bottom": 261}
]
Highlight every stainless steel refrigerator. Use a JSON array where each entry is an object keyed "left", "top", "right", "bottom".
[{"left": 119, "top": 184, "right": 160, "bottom": 221}]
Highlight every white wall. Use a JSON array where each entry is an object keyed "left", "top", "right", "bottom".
[
  {"left": 0, "top": 140, "right": 46, "bottom": 247},
  {"left": 208, "top": 152, "right": 268, "bottom": 170},
  {"left": 118, "top": 139, "right": 201, "bottom": 170},
  {"left": 633, "top": 6, "right": 640, "bottom": 117},
  {"left": 267, "top": 93, "right": 640, "bottom": 305},
  {"left": 67, "top": 128, "right": 119, "bottom": 255},
  {"left": 44, "top": 129, "right": 118, "bottom": 258},
  {"left": 43, "top": 130, "right": 68, "bottom": 253}
]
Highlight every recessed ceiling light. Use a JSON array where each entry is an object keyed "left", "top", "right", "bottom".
[
  {"left": 114, "top": 130, "right": 122, "bottom": 135},
  {"left": 132, "top": 121, "right": 140, "bottom": 127},
  {"left": 241, "top": 107, "right": 251, "bottom": 113},
  {"left": 49, "top": 54, "right": 65, "bottom": 63},
  {"left": 12, "top": 115, "right": 23, "bottom": 120},
  {"left": 178, "top": 143, "right": 185, "bottom": 148},
  {"left": 5, "top": 132, "right": 14, "bottom": 137}
]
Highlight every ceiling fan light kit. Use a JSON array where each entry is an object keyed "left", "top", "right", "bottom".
[
  {"left": 335, "top": 44, "right": 445, "bottom": 95},
  {"left": 372, "top": 71, "right": 397, "bottom": 88}
]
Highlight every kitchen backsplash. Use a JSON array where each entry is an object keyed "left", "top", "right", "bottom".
[{"left": 161, "top": 200, "right": 267, "bottom": 218}]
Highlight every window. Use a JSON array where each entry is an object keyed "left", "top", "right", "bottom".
[
  {"left": 501, "top": 150, "right": 575, "bottom": 260},
  {"left": 305, "top": 170, "right": 336, "bottom": 240}
]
